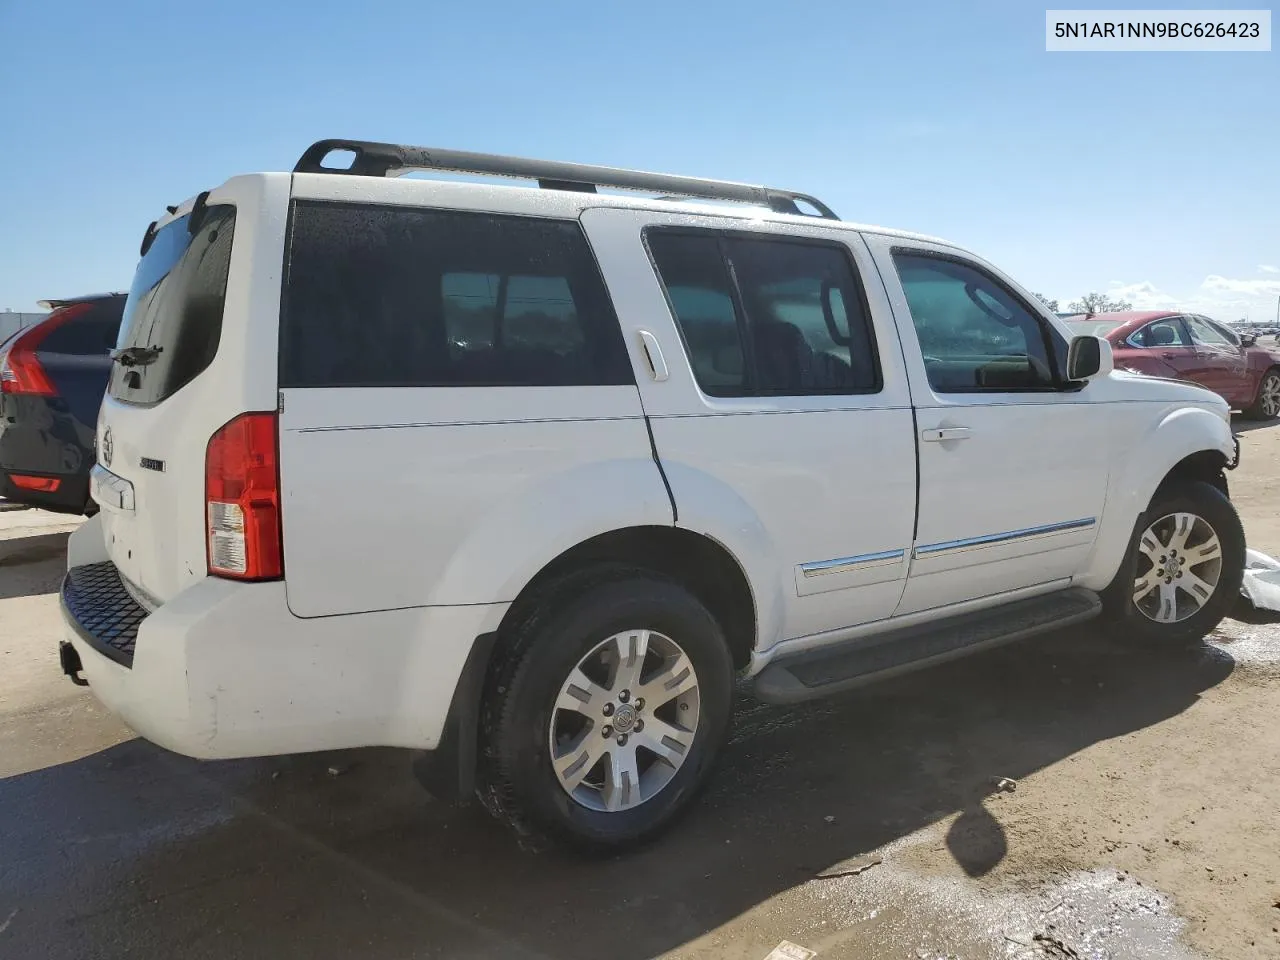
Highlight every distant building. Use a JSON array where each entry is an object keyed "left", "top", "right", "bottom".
[{"left": 0, "top": 310, "right": 49, "bottom": 343}]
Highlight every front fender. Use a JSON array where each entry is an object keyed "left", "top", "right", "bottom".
[
  {"left": 1078, "top": 405, "right": 1235, "bottom": 591},
  {"left": 426, "top": 456, "right": 673, "bottom": 606}
]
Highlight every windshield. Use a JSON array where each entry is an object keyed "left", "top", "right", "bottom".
[
  {"left": 109, "top": 205, "right": 236, "bottom": 405},
  {"left": 1065, "top": 320, "right": 1123, "bottom": 338}
]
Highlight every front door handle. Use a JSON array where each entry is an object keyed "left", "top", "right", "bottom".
[{"left": 921, "top": 427, "right": 972, "bottom": 442}]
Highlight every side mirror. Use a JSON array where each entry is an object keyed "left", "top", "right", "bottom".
[
  {"left": 1241, "top": 334, "right": 1257, "bottom": 347},
  {"left": 1067, "top": 335, "right": 1114, "bottom": 381}
]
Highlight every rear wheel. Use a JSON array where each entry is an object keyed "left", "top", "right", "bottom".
[
  {"left": 478, "top": 568, "right": 735, "bottom": 851},
  {"left": 1244, "top": 368, "right": 1280, "bottom": 420},
  {"left": 1101, "top": 480, "right": 1244, "bottom": 647}
]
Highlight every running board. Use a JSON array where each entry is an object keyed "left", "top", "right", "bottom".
[{"left": 753, "top": 587, "right": 1102, "bottom": 705}]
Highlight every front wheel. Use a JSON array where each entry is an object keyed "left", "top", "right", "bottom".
[
  {"left": 1101, "top": 480, "right": 1245, "bottom": 647},
  {"left": 1244, "top": 368, "right": 1280, "bottom": 420},
  {"left": 478, "top": 568, "right": 735, "bottom": 851}
]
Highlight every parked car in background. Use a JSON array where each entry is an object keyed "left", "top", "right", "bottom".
[
  {"left": 0, "top": 293, "right": 125, "bottom": 512},
  {"left": 1066, "top": 311, "right": 1280, "bottom": 419}
]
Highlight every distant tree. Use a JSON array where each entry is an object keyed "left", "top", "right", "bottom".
[
  {"left": 1033, "top": 293, "right": 1060, "bottom": 312},
  {"left": 1067, "top": 292, "right": 1134, "bottom": 315}
]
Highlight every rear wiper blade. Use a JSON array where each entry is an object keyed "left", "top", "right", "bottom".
[{"left": 111, "top": 345, "right": 163, "bottom": 367}]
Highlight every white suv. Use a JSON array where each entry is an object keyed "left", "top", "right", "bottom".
[{"left": 59, "top": 139, "right": 1244, "bottom": 850}]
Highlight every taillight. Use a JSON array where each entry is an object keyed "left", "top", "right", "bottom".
[
  {"left": 205, "top": 412, "right": 283, "bottom": 580},
  {"left": 0, "top": 303, "right": 92, "bottom": 396},
  {"left": 9, "top": 474, "right": 61, "bottom": 492}
]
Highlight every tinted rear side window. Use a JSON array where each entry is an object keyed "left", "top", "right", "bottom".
[
  {"left": 280, "top": 201, "right": 632, "bottom": 388},
  {"left": 40, "top": 298, "right": 125, "bottom": 355},
  {"left": 647, "top": 230, "right": 880, "bottom": 397},
  {"left": 109, "top": 206, "right": 236, "bottom": 404}
]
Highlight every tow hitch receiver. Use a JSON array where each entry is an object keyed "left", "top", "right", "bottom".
[{"left": 59, "top": 641, "right": 89, "bottom": 686}]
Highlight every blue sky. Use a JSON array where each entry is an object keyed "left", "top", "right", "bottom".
[{"left": 1, "top": 1, "right": 1276, "bottom": 320}]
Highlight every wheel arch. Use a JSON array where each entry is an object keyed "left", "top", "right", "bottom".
[
  {"left": 1246, "top": 364, "right": 1280, "bottom": 418},
  {"left": 494, "top": 525, "right": 758, "bottom": 671},
  {"left": 1077, "top": 405, "right": 1236, "bottom": 592},
  {"left": 414, "top": 525, "right": 758, "bottom": 804}
]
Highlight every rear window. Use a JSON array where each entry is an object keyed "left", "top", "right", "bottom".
[
  {"left": 108, "top": 206, "right": 236, "bottom": 404},
  {"left": 279, "top": 201, "right": 632, "bottom": 388},
  {"left": 39, "top": 298, "right": 125, "bottom": 356}
]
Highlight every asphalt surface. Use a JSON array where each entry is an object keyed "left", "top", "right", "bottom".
[{"left": 1, "top": 496, "right": 1278, "bottom": 959}]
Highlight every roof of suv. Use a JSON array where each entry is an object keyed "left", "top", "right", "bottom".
[
  {"left": 295, "top": 139, "right": 955, "bottom": 246},
  {"left": 161, "top": 138, "right": 948, "bottom": 250}
]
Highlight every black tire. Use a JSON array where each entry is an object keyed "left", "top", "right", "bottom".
[
  {"left": 477, "top": 566, "right": 735, "bottom": 852},
  {"left": 1244, "top": 367, "right": 1280, "bottom": 420},
  {"left": 1100, "top": 480, "right": 1244, "bottom": 647}
]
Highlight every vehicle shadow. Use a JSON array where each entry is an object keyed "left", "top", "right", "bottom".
[
  {"left": 0, "top": 532, "right": 70, "bottom": 600},
  {"left": 0, "top": 625, "right": 1238, "bottom": 960}
]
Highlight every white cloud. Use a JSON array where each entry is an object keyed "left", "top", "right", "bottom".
[
  {"left": 1094, "top": 275, "right": 1280, "bottom": 324},
  {"left": 1260, "top": 264, "right": 1279, "bottom": 274},
  {"left": 1202, "top": 275, "right": 1280, "bottom": 297}
]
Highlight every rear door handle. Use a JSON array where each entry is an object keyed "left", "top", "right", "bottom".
[
  {"left": 921, "top": 427, "right": 971, "bottom": 442},
  {"left": 636, "top": 330, "right": 669, "bottom": 382}
]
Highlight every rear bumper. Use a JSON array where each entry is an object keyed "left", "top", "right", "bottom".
[
  {"left": 60, "top": 516, "right": 510, "bottom": 760},
  {"left": 0, "top": 469, "right": 89, "bottom": 513},
  {"left": 0, "top": 394, "right": 94, "bottom": 513}
]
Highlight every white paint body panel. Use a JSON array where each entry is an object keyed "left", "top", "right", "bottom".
[
  {"left": 581, "top": 208, "right": 918, "bottom": 650},
  {"left": 67, "top": 166, "right": 1238, "bottom": 760},
  {"left": 67, "top": 511, "right": 506, "bottom": 756},
  {"left": 278, "top": 386, "right": 668, "bottom": 616},
  {"left": 94, "top": 174, "right": 292, "bottom": 606}
]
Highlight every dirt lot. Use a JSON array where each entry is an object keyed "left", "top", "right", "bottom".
[{"left": 3, "top": 423, "right": 1280, "bottom": 960}]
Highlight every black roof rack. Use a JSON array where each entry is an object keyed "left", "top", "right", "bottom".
[{"left": 294, "top": 139, "right": 839, "bottom": 220}]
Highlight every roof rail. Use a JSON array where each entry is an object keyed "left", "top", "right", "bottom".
[{"left": 294, "top": 139, "right": 839, "bottom": 220}]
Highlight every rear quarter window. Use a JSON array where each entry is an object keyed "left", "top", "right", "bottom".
[{"left": 279, "top": 201, "right": 632, "bottom": 388}]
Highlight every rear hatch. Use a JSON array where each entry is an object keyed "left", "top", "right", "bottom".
[{"left": 94, "top": 176, "right": 289, "bottom": 606}]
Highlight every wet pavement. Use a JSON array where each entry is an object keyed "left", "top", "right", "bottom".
[{"left": 3, "top": 507, "right": 1279, "bottom": 959}]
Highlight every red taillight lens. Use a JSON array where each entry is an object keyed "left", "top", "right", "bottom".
[
  {"left": 9, "top": 474, "right": 61, "bottom": 492},
  {"left": 205, "top": 412, "right": 283, "bottom": 580},
  {"left": 0, "top": 303, "right": 92, "bottom": 396}
]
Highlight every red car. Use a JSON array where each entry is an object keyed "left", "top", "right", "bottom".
[{"left": 1066, "top": 311, "right": 1280, "bottom": 419}]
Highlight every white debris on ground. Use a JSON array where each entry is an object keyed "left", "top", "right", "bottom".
[
  {"left": 1239, "top": 548, "right": 1280, "bottom": 613},
  {"left": 788, "top": 828, "right": 1206, "bottom": 960}
]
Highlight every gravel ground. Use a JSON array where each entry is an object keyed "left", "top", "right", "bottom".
[{"left": 2, "top": 421, "right": 1279, "bottom": 960}]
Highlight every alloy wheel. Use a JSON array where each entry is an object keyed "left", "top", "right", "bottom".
[
  {"left": 1132, "top": 512, "right": 1224, "bottom": 624},
  {"left": 548, "top": 629, "right": 700, "bottom": 812},
  {"left": 1261, "top": 373, "right": 1280, "bottom": 418}
]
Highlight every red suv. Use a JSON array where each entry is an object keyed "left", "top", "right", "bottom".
[{"left": 1066, "top": 311, "right": 1280, "bottom": 419}]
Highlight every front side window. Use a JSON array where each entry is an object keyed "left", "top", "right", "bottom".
[
  {"left": 1186, "top": 316, "right": 1235, "bottom": 347},
  {"left": 109, "top": 206, "right": 236, "bottom": 404},
  {"left": 280, "top": 202, "right": 631, "bottom": 388},
  {"left": 1132, "top": 318, "right": 1192, "bottom": 348},
  {"left": 646, "top": 231, "right": 880, "bottom": 397},
  {"left": 891, "top": 252, "right": 1060, "bottom": 392}
]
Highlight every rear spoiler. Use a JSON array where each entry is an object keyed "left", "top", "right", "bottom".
[{"left": 37, "top": 293, "right": 127, "bottom": 310}]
